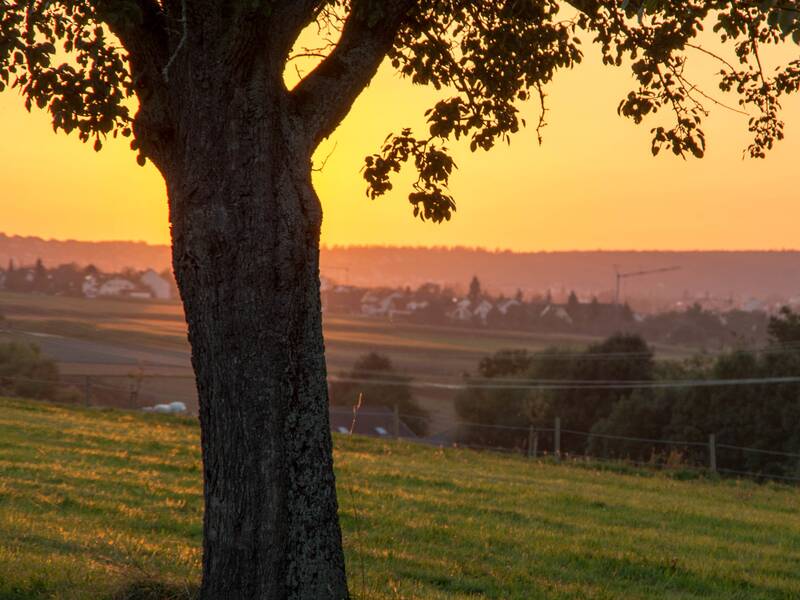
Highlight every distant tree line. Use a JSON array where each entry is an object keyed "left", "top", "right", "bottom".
[
  {"left": 454, "top": 308, "right": 800, "bottom": 479},
  {"left": 328, "top": 352, "right": 430, "bottom": 437},
  {"left": 0, "top": 341, "right": 79, "bottom": 403},
  {"left": 1, "top": 259, "right": 178, "bottom": 300}
]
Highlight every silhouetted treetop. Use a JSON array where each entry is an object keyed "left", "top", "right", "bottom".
[
  {"left": 769, "top": 306, "right": 800, "bottom": 345},
  {"left": 3, "top": 1, "right": 798, "bottom": 223}
]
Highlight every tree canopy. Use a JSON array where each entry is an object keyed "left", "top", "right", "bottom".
[
  {"left": 768, "top": 306, "right": 800, "bottom": 344},
  {"left": 2, "top": 1, "right": 799, "bottom": 218},
  {"left": 3, "top": 3, "right": 800, "bottom": 596}
]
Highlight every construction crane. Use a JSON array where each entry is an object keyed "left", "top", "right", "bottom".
[{"left": 614, "top": 266, "right": 681, "bottom": 305}]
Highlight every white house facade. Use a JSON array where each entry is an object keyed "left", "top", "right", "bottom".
[{"left": 140, "top": 269, "right": 172, "bottom": 300}]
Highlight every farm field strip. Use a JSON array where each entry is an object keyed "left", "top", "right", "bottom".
[
  {"left": 0, "top": 292, "right": 699, "bottom": 389},
  {"left": 0, "top": 292, "right": 607, "bottom": 355}
]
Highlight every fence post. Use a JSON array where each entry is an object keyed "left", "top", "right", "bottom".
[
  {"left": 554, "top": 417, "right": 561, "bottom": 462},
  {"left": 527, "top": 426, "right": 537, "bottom": 459},
  {"left": 393, "top": 404, "right": 400, "bottom": 439},
  {"left": 709, "top": 434, "right": 717, "bottom": 473},
  {"left": 84, "top": 376, "right": 92, "bottom": 407}
]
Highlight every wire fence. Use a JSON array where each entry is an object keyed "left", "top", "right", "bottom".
[
  {"left": 4, "top": 372, "right": 800, "bottom": 486},
  {"left": 334, "top": 405, "right": 800, "bottom": 485}
]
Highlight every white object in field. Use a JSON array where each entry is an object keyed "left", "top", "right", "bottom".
[{"left": 143, "top": 401, "right": 187, "bottom": 414}]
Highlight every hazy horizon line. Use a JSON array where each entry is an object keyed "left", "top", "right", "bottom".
[{"left": 1, "top": 231, "right": 799, "bottom": 254}]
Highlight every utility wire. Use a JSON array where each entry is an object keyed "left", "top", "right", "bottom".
[{"left": 328, "top": 374, "right": 800, "bottom": 391}]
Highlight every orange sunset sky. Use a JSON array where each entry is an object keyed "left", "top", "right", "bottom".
[{"left": 0, "top": 34, "right": 798, "bottom": 252}]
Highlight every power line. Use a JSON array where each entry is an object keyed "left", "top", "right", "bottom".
[
  {"left": 328, "top": 374, "right": 800, "bottom": 392},
  {"left": 328, "top": 341, "right": 800, "bottom": 369},
  {"left": 12, "top": 369, "right": 800, "bottom": 394},
  {"left": 717, "top": 443, "right": 800, "bottom": 459},
  {"left": 560, "top": 429, "right": 709, "bottom": 448}
]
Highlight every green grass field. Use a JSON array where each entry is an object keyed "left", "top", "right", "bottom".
[{"left": 1, "top": 398, "right": 799, "bottom": 599}]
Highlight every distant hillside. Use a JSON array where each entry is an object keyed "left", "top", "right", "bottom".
[
  {"left": 322, "top": 246, "right": 800, "bottom": 303},
  {"left": 1, "top": 234, "right": 799, "bottom": 303},
  {"left": 0, "top": 233, "right": 172, "bottom": 273}
]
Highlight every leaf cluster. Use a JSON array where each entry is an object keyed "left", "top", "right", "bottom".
[
  {"left": 364, "top": 1, "right": 800, "bottom": 222},
  {"left": 580, "top": 1, "right": 800, "bottom": 159},
  {"left": 0, "top": 1, "right": 138, "bottom": 151},
  {"left": 364, "top": 0, "right": 582, "bottom": 222}
]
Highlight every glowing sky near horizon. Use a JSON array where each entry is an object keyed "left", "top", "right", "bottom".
[{"left": 0, "top": 32, "right": 798, "bottom": 251}]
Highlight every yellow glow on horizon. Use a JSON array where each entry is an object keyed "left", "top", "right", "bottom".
[{"left": 1, "top": 40, "right": 798, "bottom": 251}]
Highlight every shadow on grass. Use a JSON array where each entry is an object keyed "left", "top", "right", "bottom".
[
  {"left": 107, "top": 579, "right": 198, "bottom": 600},
  {"left": 0, "top": 576, "right": 198, "bottom": 600}
]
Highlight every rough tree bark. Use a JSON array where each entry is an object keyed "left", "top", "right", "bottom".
[
  {"left": 168, "top": 116, "right": 349, "bottom": 596},
  {"left": 127, "top": 3, "right": 414, "bottom": 598},
  {"left": 155, "top": 32, "right": 348, "bottom": 600}
]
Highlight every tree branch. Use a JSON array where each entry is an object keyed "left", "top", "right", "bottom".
[
  {"left": 563, "top": 0, "right": 602, "bottom": 16},
  {"left": 96, "top": 0, "right": 169, "bottom": 88},
  {"left": 92, "top": 0, "right": 172, "bottom": 165},
  {"left": 266, "top": 0, "right": 330, "bottom": 67},
  {"left": 289, "top": 0, "right": 416, "bottom": 148},
  {"left": 161, "top": 0, "right": 186, "bottom": 82}
]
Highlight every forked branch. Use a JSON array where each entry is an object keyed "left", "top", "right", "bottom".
[{"left": 290, "top": 0, "right": 416, "bottom": 148}]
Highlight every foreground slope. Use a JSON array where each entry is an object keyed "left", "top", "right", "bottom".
[{"left": 0, "top": 398, "right": 798, "bottom": 600}]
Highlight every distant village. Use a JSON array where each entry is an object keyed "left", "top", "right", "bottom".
[
  {"left": 324, "top": 275, "right": 622, "bottom": 328},
  {"left": 0, "top": 260, "right": 794, "bottom": 347},
  {"left": 0, "top": 259, "right": 178, "bottom": 301},
  {"left": 323, "top": 275, "right": 793, "bottom": 347}
]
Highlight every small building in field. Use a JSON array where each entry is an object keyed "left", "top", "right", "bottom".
[
  {"left": 82, "top": 274, "right": 100, "bottom": 298},
  {"left": 129, "top": 291, "right": 154, "bottom": 300},
  {"left": 406, "top": 300, "right": 429, "bottom": 312},
  {"left": 496, "top": 298, "right": 521, "bottom": 315},
  {"left": 98, "top": 278, "right": 137, "bottom": 297},
  {"left": 361, "top": 291, "right": 406, "bottom": 317},
  {"left": 448, "top": 299, "right": 473, "bottom": 322},
  {"left": 540, "top": 304, "right": 573, "bottom": 325},
  {"left": 140, "top": 269, "right": 172, "bottom": 300},
  {"left": 472, "top": 299, "right": 494, "bottom": 324}
]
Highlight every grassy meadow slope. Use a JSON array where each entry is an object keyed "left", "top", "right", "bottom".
[{"left": 1, "top": 399, "right": 799, "bottom": 599}]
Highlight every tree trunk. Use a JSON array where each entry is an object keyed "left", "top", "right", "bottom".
[{"left": 162, "top": 55, "right": 349, "bottom": 598}]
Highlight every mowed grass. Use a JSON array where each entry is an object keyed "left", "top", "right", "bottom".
[{"left": 1, "top": 398, "right": 799, "bottom": 600}]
